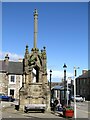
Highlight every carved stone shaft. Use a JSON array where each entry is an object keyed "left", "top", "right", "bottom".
[{"left": 34, "top": 9, "right": 38, "bottom": 48}]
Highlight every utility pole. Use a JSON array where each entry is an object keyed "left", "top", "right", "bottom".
[
  {"left": 63, "top": 63, "right": 67, "bottom": 106},
  {"left": 50, "top": 70, "right": 52, "bottom": 107},
  {"left": 74, "top": 67, "right": 79, "bottom": 119},
  {"left": 67, "top": 78, "right": 68, "bottom": 106}
]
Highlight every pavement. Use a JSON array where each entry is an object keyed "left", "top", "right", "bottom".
[
  {"left": 0, "top": 101, "right": 64, "bottom": 119},
  {"left": 1, "top": 101, "right": 89, "bottom": 119},
  {"left": 0, "top": 101, "right": 14, "bottom": 110}
]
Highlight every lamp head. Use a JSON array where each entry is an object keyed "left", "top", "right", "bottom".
[
  {"left": 63, "top": 63, "right": 67, "bottom": 68},
  {"left": 50, "top": 70, "right": 52, "bottom": 74}
]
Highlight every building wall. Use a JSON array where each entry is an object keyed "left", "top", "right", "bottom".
[
  {"left": 76, "top": 77, "right": 90, "bottom": 100},
  {"left": 0, "top": 72, "right": 22, "bottom": 99},
  {"left": 0, "top": 72, "right": 8, "bottom": 94},
  {"left": 8, "top": 74, "right": 22, "bottom": 99}
]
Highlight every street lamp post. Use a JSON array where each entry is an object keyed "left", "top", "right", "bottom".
[
  {"left": 50, "top": 69, "right": 52, "bottom": 107},
  {"left": 67, "top": 77, "right": 69, "bottom": 106},
  {"left": 74, "top": 67, "right": 79, "bottom": 119},
  {"left": 63, "top": 63, "right": 67, "bottom": 106}
]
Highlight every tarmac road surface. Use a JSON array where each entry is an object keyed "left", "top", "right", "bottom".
[{"left": 1, "top": 101, "right": 63, "bottom": 119}]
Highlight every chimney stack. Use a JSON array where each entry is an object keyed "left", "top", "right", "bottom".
[
  {"left": 82, "top": 70, "right": 87, "bottom": 74},
  {"left": 4, "top": 54, "right": 9, "bottom": 64}
]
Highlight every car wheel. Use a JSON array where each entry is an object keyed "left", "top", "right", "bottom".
[
  {"left": 9, "top": 98, "right": 12, "bottom": 102},
  {"left": 24, "top": 110, "right": 28, "bottom": 113},
  {"left": 41, "top": 110, "right": 45, "bottom": 113}
]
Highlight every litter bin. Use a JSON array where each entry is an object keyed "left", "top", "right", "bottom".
[
  {"left": 15, "top": 99, "right": 19, "bottom": 111},
  {"left": 15, "top": 105, "right": 19, "bottom": 110}
]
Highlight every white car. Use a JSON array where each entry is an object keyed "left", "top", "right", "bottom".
[
  {"left": 71, "top": 95, "right": 84, "bottom": 102},
  {"left": 24, "top": 104, "right": 46, "bottom": 113}
]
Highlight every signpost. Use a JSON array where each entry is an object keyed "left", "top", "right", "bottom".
[{"left": 74, "top": 67, "right": 79, "bottom": 119}]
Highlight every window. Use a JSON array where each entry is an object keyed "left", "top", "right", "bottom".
[
  {"left": 9, "top": 75, "right": 16, "bottom": 84},
  {"left": 83, "top": 79, "right": 85, "bottom": 84},
  {"left": 80, "top": 89, "right": 82, "bottom": 95},
  {"left": 11, "top": 76, "right": 15, "bottom": 82},
  {"left": 83, "top": 89, "right": 86, "bottom": 94}
]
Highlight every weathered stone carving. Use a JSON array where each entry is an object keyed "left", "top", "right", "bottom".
[{"left": 19, "top": 9, "right": 50, "bottom": 111}]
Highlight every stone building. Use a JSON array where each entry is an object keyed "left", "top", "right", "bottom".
[
  {"left": 76, "top": 70, "right": 90, "bottom": 100},
  {"left": 0, "top": 54, "right": 23, "bottom": 99}
]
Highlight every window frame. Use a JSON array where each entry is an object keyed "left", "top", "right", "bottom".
[
  {"left": 9, "top": 75, "right": 16, "bottom": 84},
  {"left": 8, "top": 88, "right": 16, "bottom": 98}
]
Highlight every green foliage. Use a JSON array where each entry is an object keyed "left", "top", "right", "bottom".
[{"left": 63, "top": 106, "right": 74, "bottom": 111}]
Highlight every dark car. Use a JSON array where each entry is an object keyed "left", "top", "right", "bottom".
[{"left": 0, "top": 93, "right": 15, "bottom": 102}]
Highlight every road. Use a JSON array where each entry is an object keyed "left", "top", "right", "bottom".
[
  {"left": 72, "top": 101, "right": 89, "bottom": 118},
  {"left": 1, "top": 101, "right": 62, "bottom": 119},
  {"left": 0, "top": 101, "right": 90, "bottom": 119},
  {"left": 2, "top": 108, "right": 62, "bottom": 119}
]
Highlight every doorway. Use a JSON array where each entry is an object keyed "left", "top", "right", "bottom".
[
  {"left": 10, "top": 89, "right": 14, "bottom": 98},
  {"left": 32, "top": 66, "right": 39, "bottom": 83}
]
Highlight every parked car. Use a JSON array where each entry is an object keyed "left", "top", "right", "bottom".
[
  {"left": 0, "top": 93, "right": 15, "bottom": 102},
  {"left": 71, "top": 95, "right": 84, "bottom": 102},
  {"left": 24, "top": 104, "right": 46, "bottom": 113},
  {"left": 71, "top": 95, "right": 74, "bottom": 101}
]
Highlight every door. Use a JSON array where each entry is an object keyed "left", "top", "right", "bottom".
[{"left": 10, "top": 89, "right": 14, "bottom": 98}]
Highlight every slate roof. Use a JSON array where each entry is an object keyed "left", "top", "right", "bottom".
[
  {"left": 0, "top": 60, "right": 23, "bottom": 74},
  {"left": 76, "top": 70, "right": 90, "bottom": 79}
]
